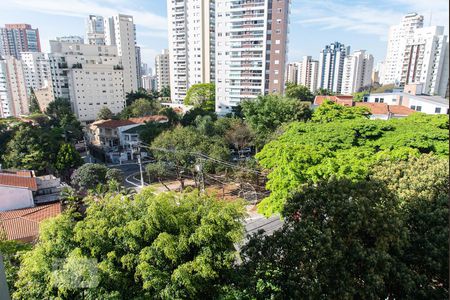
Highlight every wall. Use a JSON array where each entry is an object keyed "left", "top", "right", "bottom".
[{"left": 0, "top": 186, "right": 33, "bottom": 211}]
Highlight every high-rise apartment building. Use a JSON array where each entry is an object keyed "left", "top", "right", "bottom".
[
  {"left": 104, "top": 14, "right": 139, "bottom": 94},
  {"left": 56, "top": 36, "right": 84, "bottom": 44},
  {"left": 167, "top": 0, "right": 216, "bottom": 103},
  {"left": 142, "top": 74, "right": 158, "bottom": 91},
  {"left": 21, "top": 52, "right": 52, "bottom": 92},
  {"left": 0, "top": 56, "right": 28, "bottom": 117},
  {"left": 297, "top": 56, "right": 319, "bottom": 93},
  {"left": 49, "top": 40, "right": 125, "bottom": 122},
  {"left": 285, "top": 63, "right": 299, "bottom": 84},
  {"left": 86, "top": 15, "right": 105, "bottom": 45},
  {"left": 0, "top": 24, "right": 41, "bottom": 59},
  {"left": 400, "top": 26, "right": 448, "bottom": 97},
  {"left": 381, "top": 13, "right": 424, "bottom": 85},
  {"left": 135, "top": 46, "right": 142, "bottom": 89},
  {"left": 215, "top": 0, "right": 290, "bottom": 115},
  {"left": 155, "top": 49, "right": 170, "bottom": 92},
  {"left": 318, "top": 42, "right": 350, "bottom": 93},
  {"left": 341, "top": 50, "right": 374, "bottom": 95}
]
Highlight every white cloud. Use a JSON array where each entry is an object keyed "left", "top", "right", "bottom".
[
  {"left": 6, "top": 0, "right": 167, "bottom": 32},
  {"left": 292, "top": 0, "right": 449, "bottom": 39}
]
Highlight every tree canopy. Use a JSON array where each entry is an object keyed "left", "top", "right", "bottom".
[
  {"left": 55, "top": 143, "right": 83, "bottom": 180},
  {"left": 285, "top": 83, "right": 314, "bottom": 102},
  {"left": 256, "top": 113, "right": 449, "bottom": 215},
  {"left": 184, "top": 83, "right": 216, "bottom": 111},
  {"left": 13, "top": 190, "right": 245, "bottom": 299},
  {"left": 70, "top": 163, "right": 123, "bottom": 191},
  {"left": 96, "top": 107, "right": 114, "bottom": 120},
  {"left": 121, "top": 98, "right": 161, "bottom": 119},
  {"left": 312, "top": 100, "right": 370, "bottom": 123},
  {"left": 241, "top": 94, "right": 312, "bottom": 147},
  {"left": 28, "top": 88, "right": 41, "bottom": 114}
]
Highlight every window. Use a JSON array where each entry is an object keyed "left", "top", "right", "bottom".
[
  {"left": 375, "top": 98, "right": 379, "bottom": 103},
  {"left": 410, "top": 105, "right": 416, "bottom": 110},
  {"left": 435, "top": 107, "right": 441, "bottom": 113},
  {"left": 416, "top": 106, "right": 422, "bottom": 112}
]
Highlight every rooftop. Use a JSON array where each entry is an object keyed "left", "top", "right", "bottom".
[
  {"left": 0, "top": 202, "right": 62, "bottom": 242},
  {"left": 370, "top": 92, "right": 449, "bottom": 106},
  {"left": 0, "top": 170, "right": 38, "bottom": 190},
  {"left": 91, "top": 115, "right": 169, "bottom": 129}
]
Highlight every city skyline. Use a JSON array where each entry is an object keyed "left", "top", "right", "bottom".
[{"left": 0, "top": 0, "right": 448, "bottom": 68}]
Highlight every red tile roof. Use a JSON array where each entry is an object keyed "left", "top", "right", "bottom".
[
  {"left": 0, "top": 172, "right": 37, "bottom": 190},
  {"left": 129, "top": 115, "right": 168, "bottom": 123},
  {"left": 0, "top": 202, "right": 62, "bottom": 242},
  {"left": 355, "top": 102, "right": 389, "bottom": 115},
  {"left": 388, "top": 105, "right": 415, "bottom": 116}
]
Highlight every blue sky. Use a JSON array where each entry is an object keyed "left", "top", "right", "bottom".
[{"left": 1, "top": 0, "right": 448, "bottom": 69}]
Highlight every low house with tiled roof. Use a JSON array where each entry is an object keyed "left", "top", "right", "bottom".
[
  {"left": 0, "top": 202, "right": 62, "bottom": 242},
  {"left": 86, "top": 115, "right": 169, "bottom": 150},
  {"left": 313, "top": 95, "right": 416, "bottom": 120},
  {"left": 0, "top": 170, "right": 61, "bottom": 211}
]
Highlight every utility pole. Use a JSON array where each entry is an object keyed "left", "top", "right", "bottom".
[
  {"left": 195, "top": 158, "right": 205, "bottom": 193},
  {"left": 137, "top": 144, "right": 144, "bottom": 187}
]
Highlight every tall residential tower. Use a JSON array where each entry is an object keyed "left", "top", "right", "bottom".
[
  {"left": 215, "top": 0, "right": 290, "bottom": 115},
  {"left": 167, "top": 0, "right": 216, "bottom": 103},
  {"left": 0, "top": 24, "right": 41, "bottom": 59},
  {"left": 318, "top": 42, "right": 350, "bottom": 93}
]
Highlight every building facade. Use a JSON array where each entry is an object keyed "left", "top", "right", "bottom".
[
  {"left": 318, "top": 42, "right": 350, "bottom": 93},
  {"left": 142, "top": 74, "right": 158, "bottom": 91},
  {"left": 381, "top": 13, "right": 424, "bottom": 85},
  {"left": 341, "top": 50, "right": 374, "bottom": 95},
  {"left": 86, "top": 15, "right": 105, "bottom": 45},
  {"left": 155, "top": 49, "right": 170, "bottom": 92},
  {"left": 400, "top": 26, "right": 448, "bottom": 97},
  {"left": 56, "top": 36, "right": 84, "bottom": 44},
  {"left": 285, "top": 62, "right": 299, "bottom": 84},
  {"left": 215, "top": 0, "right": 291, "bottom": 115},
  {"left": 49, "top": 40, "right": 125, "bottom": 122},
  {"left": 21, "top": 52, "right": 52, "bottom": 92},
  {"left": 167, "top": 0, "right": 216, "bottom": 103},
  {"left": 0, "top": 56, "right": 28, "bottom": 117},
  {"left": 297, "top": 56, "right": 319, "bottom": 93},
  {"left": 104, "top": 14, "right": 139, "bottom": 94},
  {"left": 135, "top": 45, "right": 142, "bottom": 89},
  {"left": 0, "top": 24, "right": 41, "bottom": 59}
]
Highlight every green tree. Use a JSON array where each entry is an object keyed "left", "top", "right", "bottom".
[
  {"left": 241, "top": 94, "right": 312, "bottom": 147},
  {"left": 256, "top": 114, "right": 449, "bottom": 215},
  {"left": 125, "top": 88, "right": 157, "bottom": 106},
  {"left": 312, "top": 99, "right": 370, "bottom": 123},
  {"left": 145, "top": 162, "right": 171, "bottom": 191},
  {"left": 0, "top": 238, "right": 32, "bottom": 296},
  {"left": 184, "top": 83, "right": 215, "bottom": 111},
  {"left": 371, "top": 155, "right": 449, "bottom": 298},
  {"left": 45, "top": 98, "right": 83, "bottom": 142},
  {"left": 181, "top": 107, "right": 217, "bottom": 127},
  {"left": 151, "top": 126, "right": 229, "bottom": 189},
  {"left": 161, "top": 86, "right": 170, "bottom": 98},
  {"left": 315, "top": 88, "right": 334, "bottom": 96},
  {"left": 28, "top": 88, "right": 41, "bottom": 114},
  {"left": 55, "top": 143, "right": 83, "bottom": 180},
  {"left": 13, "top": 190, "right": 245, "bottom": 299},
  {"left": 224, "top": 120, "right": 254, "bottom": 152},
  {"left": 2, "top": 124, "right": 59, "bottom": 174},
  {"left": 158, "top": 107, "right": 180, "bottom": 127},
  {"left": 121, "top": 98, "right": 161, "bottom": 118},
  {"left": 285, "top": 82, "right": 314, "bottom": 102},
  {"left": 70, "top": 164, "right": 122, "bottom": 191},
  {"left": 235, "top": 179, "right": 407, "bottom": 299},
  {"left": 138, "top": 122, "right": 169, "bottom": 144},
  {"left": 352, "top": 90, "right": 368, "bottom": 102},
  {"left": 96, "top": 107, "right": 114, "bottom": 120}
]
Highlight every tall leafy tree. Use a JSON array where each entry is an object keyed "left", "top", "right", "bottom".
[
  {"left": 28, "top": 88, "right": 41, "bottom": 114},
  {"left": 160, "top": 85, "right": 170, "bottom": 98},
  {"left": 234, "top": 179, "right": 407, "bottom": 299},
  {"left": 70, "top": 163, "right": 123, "bottom": 191},
  {"left": 96, "top": 107, "right": 114, "bottom": 120},
  {"left": 256, "top": 114, "right": 449, "bottom": 215},
  {"left": 55, "top": 143, "right": 83, "bottom": 180},
  {"left": 121, "top": 98, "right": 160, "bottom": 118},
  {"left": 184, "top": 83, "right": 216, "bottom": 111},
  {"left": 45, "top": 98, "right": 83, "bottom": 142},
  {"left": 312, "top": 99, "right": 370, "bottom": 123},
  {"left": 285, "top": 82, "right": 314, "bottom": 102},
  {"left": 241, "top": 94, "right": 312, "bottom": 147},
  {"left": 13, "top": 190, "right": 245, "bottom": 299},
  {"left": 2, "top": 124, "right": 59, "bottom": 174}
]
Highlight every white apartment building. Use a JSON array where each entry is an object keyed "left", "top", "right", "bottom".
[
  {"left": 215, "top": 0, "right": 290, "bottom": 115},
  {"left": 400, "top": 26, "right": 448, "bottom": 97},
  {"left": 104, "top": 14, "right": 138, "bottom": 94},
  {"left": 155, "top": 49, "right": 170, "bottom": 92},
  {"left": 0, "top": 56, "right": 28, "bottom": 117},
  {"left": 298, "top": 56, "right": 319, "bottom": 93},
  {"left": 49, "top": 41, "right": 125, "bottom": 123},
  {"left": 21, "top": 52, "right": 52, "bottom": 92},
  {"left": 318, "top": 42, "right": 350, "bottom": 93},
  {"left": 56, "top": 36, "right": 84, "bottom": 44},
  {"left": 167, "top": 0, "right": 215, "bottom": 103},
  {"left": 86, "top": 15, "right": 105, "bottom": 45},
  {"left": 341, "top": 50, "right": 374, "bottom": 95},
  {"left": 381, "top": 13, "right": 424, "bottom": 85},
  {"left": 285, "top": 62, "right": 299, "bottom": 84},
  {"left": 142, "top": 74, "right": 158, "bottom": 91}
]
